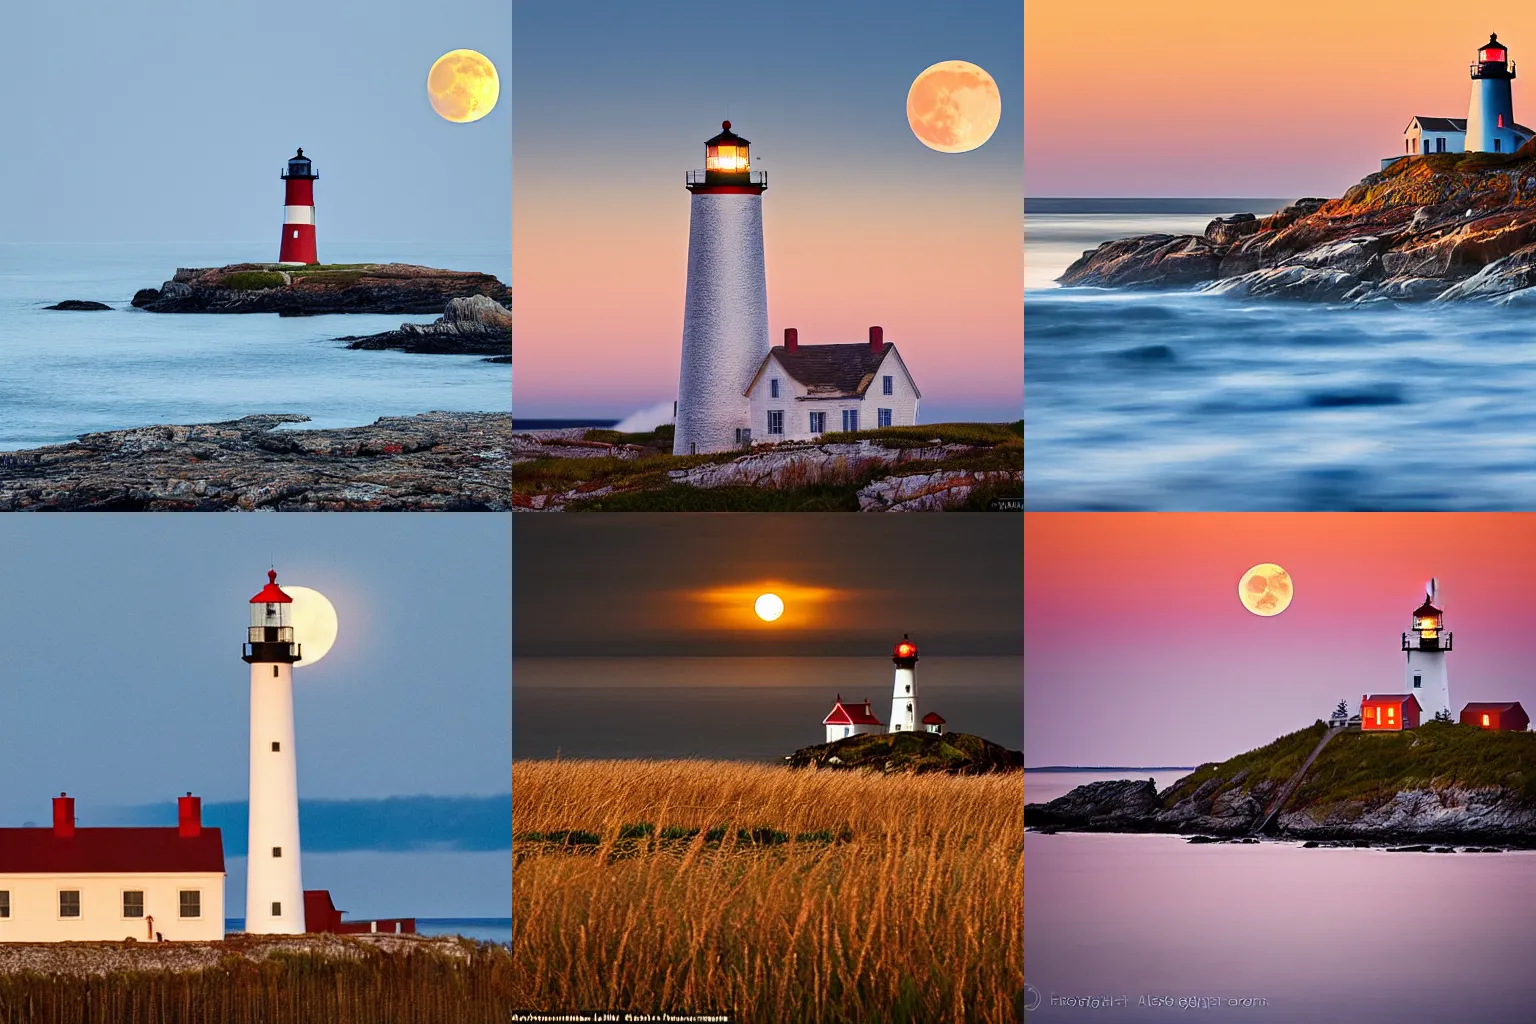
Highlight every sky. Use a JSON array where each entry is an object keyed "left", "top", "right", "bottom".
[
  {"left": 0, "top": 0, "right": 508, "bottom": 245},
  {"left": 1025, "top": 1, "right": 1536, "bottom": 197},
  {"left": 513, "top": 514, "right": 1023, "bottom": 759},
  {"left": 0, "top": 514, "right": 510, "bottom": 821},
  {"left": 1025, "top": 514, "right": 1536, "bottom": 768},
  {"left": 512, "top": 0, "right": 1022, "bottom": 424}
]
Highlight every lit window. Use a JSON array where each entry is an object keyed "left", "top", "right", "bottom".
[
  {"left": 123, "top": 891, "right": 144, "bottom": 919},
  {"left": 1388, "top": 707, "right": 1396, "bottom": 721},
  {"left": 180, "top": 891, "right": 201, "bottom": 919},
  {"left": 767, "top": 410, "right": 784, "bottom": 435},
  {"left": 59, "top": 891, "right": 80, "bottom": 918},
  {"left": 1483, "top": 714, "right": 1491, "bottom": 727},
  {"left": 292, "top": 229, "right": 299, "bottom": 239}
]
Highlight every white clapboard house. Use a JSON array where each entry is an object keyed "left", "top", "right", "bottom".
[{"left": 744, "top": 326, "right": 920, "bottom": 443}]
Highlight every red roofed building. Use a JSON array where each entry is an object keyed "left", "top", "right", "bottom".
[
  {"left": 1460, "top": 702, "right": 1530, "bottom": 731},
  {"left": 922, "top": 712, "right": 946, "bottom": 735},
  {"left": 303, "top": 890, "right": 416, "bottom": 935},
  {"left": 823, "top": 695, "right": 884, "bottom": 743},
  {"left": 1362, "top": 694, "right": 1422, "bottom": 732},
  {"left": 0, "top": 794, "right": 224, "bottom": 942}
]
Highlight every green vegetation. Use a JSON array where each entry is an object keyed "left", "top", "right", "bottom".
[
  {"left": 815, "top": 420, "right": 1024, "bottom": 447},
  {"left": 1162, "top": 720, "right": 1536, "bottom": 815},
  {"left": 219, "top": 271, "right": 286, "bottom": 291},
  {"left": 789, "top": 730, "right": 1023, "bottom": 775}
]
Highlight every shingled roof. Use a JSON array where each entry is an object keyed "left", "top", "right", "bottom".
[
  {"left": 1407, "top": 115, "right": 1535, "bottom": 135},
  {"left": 746, "top": 343, "right": 919, "bottom": 400},
  {"left": 0, "top": 827, "right": 224, "bottom": 874}
]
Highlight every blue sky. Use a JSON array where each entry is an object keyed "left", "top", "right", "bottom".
[{"left": 0, "top": 0, "right": 508, "bottom": 243}]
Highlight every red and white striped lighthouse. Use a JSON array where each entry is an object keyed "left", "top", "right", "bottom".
[{"left": 278, "top": 148, "right": 318, "bottom": 265}]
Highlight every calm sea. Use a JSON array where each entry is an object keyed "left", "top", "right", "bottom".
[
  {"left": 1025, "top": 208, "right": 1536, "bottom": 510},
  {"left": 0, "top": 242, "right": 510, "bottom": 450},
  {"left": 513, "top": 656, "right": 1022, "bottom": 760},
  {"left": 1025, "top": 772, "right": 1536, "bottom": 1022}
]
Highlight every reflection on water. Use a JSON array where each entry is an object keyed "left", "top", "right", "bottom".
[
  {"left": 1026, "top": 831, "right": 1536, "bottom": 1022},
  {"left": 1025, "top": 213, "right": 1536, "bottom": 510}
]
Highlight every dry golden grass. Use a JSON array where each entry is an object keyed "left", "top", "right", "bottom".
[{"left": 511, "top": 760, "right": 1023, "bottom": 1023}]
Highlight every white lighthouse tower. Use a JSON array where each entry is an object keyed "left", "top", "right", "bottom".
[
  {"left": 888, "top": 635, "right": 919, "bottom": 733},
  {"left": 242, "top": 569, "right": 305, "bottom": 934},
  {"left": 1467, "top": 34, "right": 1520, "bottom": 153},
  {"left": 673, "top": 121, "right": 770, "bottom": 456},
  {"left": 1403, "top": 579, "right": 1452, "bottom": 722}
]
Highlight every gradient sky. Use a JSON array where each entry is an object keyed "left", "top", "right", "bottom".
[
  {"left": 513, "top": 514, "right": 1022, "bottom": 759},
  {"left": 1026, "top": 2, "right": 1536, "bottom": 197},
  {"left": 513, "top": 514, "right": 1023, "bottom": 658},
  {"left": 0, "top": 514, "right": 509, "bottom": 824},
  {"left": 512, "top": 0, "right": 1022, "bottom": 423},
  {"left": 1026, "top": 514, "right": 1536, "bottom": 767},
  {"left": 0, "top": 0, "right": 508, "bottom": 244}
]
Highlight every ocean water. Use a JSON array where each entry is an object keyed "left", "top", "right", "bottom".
[
  {"left": 0, "top": 242, "right": 510, "bottom": 450},
  {"left": 1025, "top": 212, "right": 1536, "bottom": 510},
  {"left": 1026, "top": 829, "right": 1536, "bottom": 1023}
]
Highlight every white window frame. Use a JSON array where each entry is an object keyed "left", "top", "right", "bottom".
[
  {"left": 122, "top": 889, "right": 145, "bottom": 919},
  {"left": 877, "top": 408, "right": 893, "bottom": 428},
  {"left": 809, "top": 411, "right": 825, "bottom": 434},
  {"left": 180, "top": 890, "right": 202, "bottom": 919},
  {"left": 58, "top": 889, "right": 81, "bottom": 920},
  {"left": 770, "top": 378, "right": 780, "bottom": 399},
  {"left": 882, "top": 375, "right": 893, "bottom": 396},
  {"left": 842, "top": 409, "right": 859, "bottom": 432},
  {"left": 767, "top": 410, "right": 784, "bottom": 435}
]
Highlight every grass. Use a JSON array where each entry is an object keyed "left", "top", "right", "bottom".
[
  {"left": 219, "top": 271, "right": 286, "bottom": 291},
  {"left": 1162, "top": 722, "right": 1328, "bottom": 805},
  {"left": 511, "top": 759, "right": 1022, "bottom": 1023}
]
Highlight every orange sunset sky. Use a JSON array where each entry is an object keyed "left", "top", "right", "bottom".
[{"left": 1026, "top": 1, "right": 1536, "bottom": 196}]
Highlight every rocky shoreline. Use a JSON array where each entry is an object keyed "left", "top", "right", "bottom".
[
  {"left": 0, "top": 412, "right": 511, "bottom": 510},
  {"left": 338, "top": 294, "right": 510, "bottom": 360},
  {"left": 131, "top": 262, "right": 508, "bottom": 315},
  {"left": 1060, "top": 149, "right": 1536, "bottom": 304}
]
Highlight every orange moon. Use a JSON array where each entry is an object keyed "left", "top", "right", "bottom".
[
  {"left": 906, "top": 60, "right": 1001, "bottom": 153},
  {"left": 428, "top": 49, "right": 500, "bottom": 123},
  {"left": 1238, "top": 564, "right": 1293, "bottom": 617}
]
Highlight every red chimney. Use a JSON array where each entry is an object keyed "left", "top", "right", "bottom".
[
  {"left": 869, "top": 325, "right": 884, "bottom": 352},
  {"left": 53, "top": 793, "right": 75, "bottom": 838},
  {"left": 784, "top": 327, "right": 798, "bottom": 352},
  {"left": 178, "top": 793, "right": 202, "bottom": 838}
]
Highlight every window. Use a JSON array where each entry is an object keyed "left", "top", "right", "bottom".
[
  {"left": 1437, "top": 137, "right": 1446, "bottom": 153},
  {"left": 59, "top": 891, "right": 80, "bottom": 918},
  {"left": 1413, "top": 674, "right": 1422, "bottom": 688},
  {"left": 272, "top": 741, "right": 281, "bottom": 751},
  {"left": 767, "top": 410, "right": 784, "bottom": 435},
  {"left": 1483, "top": 714, "right": 1491, "bottom": 727},
  {"left": 292, "top": 229, "right": 299, "bottom": 239},
  {"left": 882, "top": 375, "right": 893, "bottom": 396},
  {"left": 272, "top": 665, "right": 279, "bottom": 677},
  {"left": 770, "top": 378, "right": 780, "bottom": 399},
  {"left": 841, "top": 409, "right": 859, "bottom": 432},
  {"left": 271, "top": 901, "right": 282, "bottom": 917},
  {"left": 1387, "top": 707, "right": 1396, "bottom": 721},
  {"left": 905, "top": 683, "right": 910, "bottom": 693},
  {"left": 0, "top": 891, "right": 9, "bottom": 918},
  {"left": 877, "top": 408, "right": 893, "bottom": 428},
  {"left": 1496, "top": 138, "right": 1503, "bottom": 152},
  {"left": 273, "top": 847, "right": 282, "bottom": 857},
  {"left": 123, "top": 891, "right": 144, "bottom": 918},
  {"left": 180, "top": 891, "right": 201, "bottom": 919},
  {"left": 843, "top": 726, "right": 850, "bottom": 738},
  {"left": 809, "top": 411, "right": 825, "bottom": 434},
  {"left": 1423, "top": 139, "right": 1430, "bottom": 154}
]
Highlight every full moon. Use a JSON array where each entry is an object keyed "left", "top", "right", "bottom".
[
  {"left": 754, "top": 593, "right": 785, "bottom": 622},
  {"left": 428, "top": 49, "right": 500, "bottom": 123},
  {"left": 906, "top": 60, "right": 1002, "bottom": 153},
  {"left": 285, "top": 586, "right": 339, "bottom": 667},
  {"left": 1238, "top": 564, "right": 1294, "bottom": 617}
]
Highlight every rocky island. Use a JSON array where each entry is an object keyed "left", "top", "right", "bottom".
[
  {"left": 786, "top": 731, "right": 1023, "bottom": 775},
  {"left": 1027, "top": 720, "right": 1536, "bottom": 848},
  {"left": 1061, "top": 145, "right": 1536, "bottom": 303},
  {"left": 0, "top": 412, "right": 511, "bottom": 510},
  {"left": 130, "top": 262, "right": 508, "bottom": 315},
  {"left": 338, "top": 293, "right": 511, "bottom": 360}
]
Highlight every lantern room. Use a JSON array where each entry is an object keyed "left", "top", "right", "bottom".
[
  {"left": 892, "top": 634, "right": 919, "bottom": 667},
  {"left": 1412, "top": 598, "right": 1443, "bottom": 639},
  {"left": 1472, "top": 33, "right": 1515, "bottom": 79},
  {"left": 704, "top": 121, "right": 751, "bottom": 176},
  {"left": 244, "top": 570, "right": 300, "bottom": 663},
  {"left": 1479, "top": 34, "right": 1508, "bottom": 65},
  {"left": 281, "top": 148, "right": 317, "bottom": 181}
]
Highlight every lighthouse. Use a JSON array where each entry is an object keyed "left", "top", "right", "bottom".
[
  {"left": 888, "top": 635, "right": 918, "bottom": 733},
  {"left": 1467, "top": 34, "right": 1520, "bottom": 153},
  {"left": 1402, "top": 579, "right": 1452, "bottom": 722},
  {"left": 278, "top": 148, "right": 319, "bottom": 265},
  {"left": 242, "top": 570, "right": 305, "bottom": 934},
  {"left": 673, "top": 121, "right": 770, "bottom": 456}
]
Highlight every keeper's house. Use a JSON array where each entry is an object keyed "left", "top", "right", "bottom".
[
  {"left": 745, "top": 326, "right": 920, "bottom": 443},
  {"left": 0, "top": 793, "right": 224, "bottom": 942}
]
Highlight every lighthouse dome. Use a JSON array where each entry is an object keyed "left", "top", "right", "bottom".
[
  {"left": 282, "top": 149, "right": 317, "bottom": 180},
  {"left": 1480, "top": 34, "right": 1509, "bottom": 63},
  {"left": 250, "top": 569, "right": 293, "bottom": 604}
]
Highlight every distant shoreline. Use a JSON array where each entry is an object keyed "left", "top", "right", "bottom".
[
  {"left": 1025, "top": 198, "right": 1289, "bottom": 215},
  {"left": 1025, "top": 766, "right": 1197, "bottom": 772}
]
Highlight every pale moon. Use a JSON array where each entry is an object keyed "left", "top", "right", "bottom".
[
  {"left": 285, "top": 586, "right": 339, "bottom": 667},
  {"left": 1238, "top": 564, "right": 1293, "bottom": 617},
  {"left": 754, "top": 593, "right": 785, "bottom": 622},
  {"left": 428, "top": 49, "right": 500, "bottom": 123},
  {"left": 906, "top": 60, "right": 1002, "bottom": 153}
]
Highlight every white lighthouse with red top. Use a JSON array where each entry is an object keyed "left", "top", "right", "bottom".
[
  {"left": 673, "top": 121, "right": 770, "bottom": 456},
  {"left": 242, "top": 569, "right": 305, "bottom": 934},
  {"left": 278, "top": 149, "right": 319, "bottom": 265},
  {"left": 1403, "top": 578, "right": 1452, "bottom": 722},
  {"left": 889, "top": 635, "right": 919, "bottom": 733}
]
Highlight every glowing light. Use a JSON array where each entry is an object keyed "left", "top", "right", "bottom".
[
  {"left": 284, "top": 586, "right": 339, "bottom": 667},
  {"left": 906, "top": 60, "right": 1002, "bottom": 153},
  {"left": 754, "top": 593, "right": 785, "bottom": 622},
  {"left": 1238, "top": 563, "right": 1293, "bottom": 617}
]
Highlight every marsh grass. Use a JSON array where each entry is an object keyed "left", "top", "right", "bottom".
[{"left": 511, "top": 759, "right": 1022, "bottom": 1023}]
